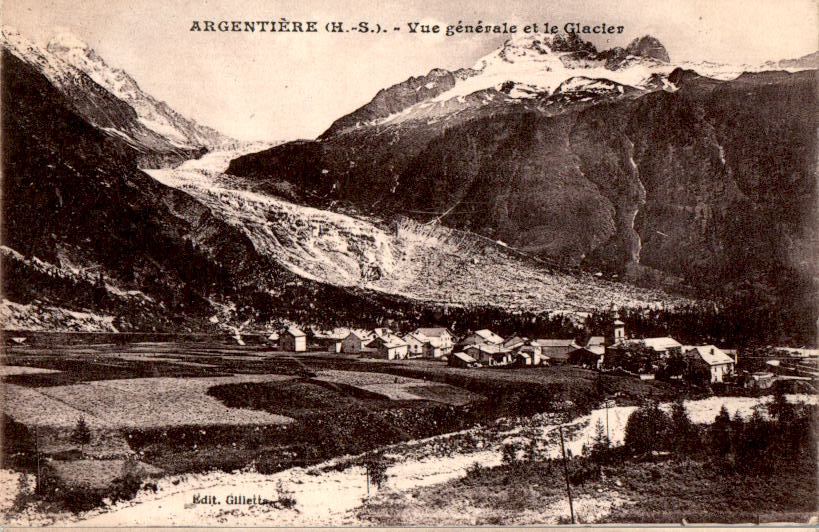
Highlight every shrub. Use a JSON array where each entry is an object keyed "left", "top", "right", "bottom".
[
  {"left": 275, "top": 480, "right": 297, "bottom": 509},
  {"left": 110, "top": 457, "right": 144, "bottom": 503}
]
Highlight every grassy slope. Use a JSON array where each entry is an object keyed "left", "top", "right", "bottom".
[{"left": 357, "top": 455, "right": 817, "bottom": 525}]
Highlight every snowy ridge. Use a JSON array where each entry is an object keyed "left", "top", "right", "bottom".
[
  {"left": 1, "top": 27, "right": 229, "bottom": 150},
  {"left": 356, "top": 33, "right": 816, "bottom": 131}
]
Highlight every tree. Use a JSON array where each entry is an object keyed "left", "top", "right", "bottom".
[
  {"left": 767, "top": 386, "right": 796, "bottom": 426},
  {"left": 365, "top": 453, "right": 388, "bottom": 492},
  {"left": 624, "top": 402, "right": 671, "bottom": 454},
  {"left": 590, "top": 418, "right": 611, "bottom": 471},
  {"left": 71, "top": 416, "right": 92, "bottom": 455},
  {"left": 709, "top": 405, "right": 732, "bottom": 458},
  {"left": 669, "top": 399, "right": 699, "bottom": 456}
]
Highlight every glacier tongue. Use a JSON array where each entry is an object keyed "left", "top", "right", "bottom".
[{"left": 142, "top": 148, "right": 686, "bottom": 312}]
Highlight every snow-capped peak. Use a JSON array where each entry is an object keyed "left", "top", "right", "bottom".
[
  {"left": 433, "top": 32, "right": 655, "bottom": 103},
  {"left": 48, "top": 28, "right": 93, "bottom": 53}
]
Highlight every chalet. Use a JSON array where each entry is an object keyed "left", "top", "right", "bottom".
[
  {"left": 403, "top": 333, "right": 426, "bottom": 357},
  {"left": 532, "top": 339, "right": 578, "bottom": 364},
  {"left": 412, "top": 327, "right": 455, "bottom": 354},
  {"left": 449, "top": 351, "right": 479, "bottom": 368},
  {"left": 368, "top": 335, "right": 409, "bottom": 360},
  {"left": 422, "top": 341, "right": 443, "bottom": 359},
  {"left": 461, "top": 329, "right": 504, "bottom": 347},
  {"left": 611, "top": 337, "right": 683, "bottom": 359},
  {"left": 464, "top": 343, "right": 513, "bottom": 367},
  {"left": 310, "top": 327, "right": 349, "bottom": 352},
  {"left": 280, "top": 325, "right": 307, "bottom": 352},
  {"left": 518, "top": 344, "right": 544, "bottom": 365},
  {"left": 340, "top": 329, "right": 373, "bottom": 353},
  {"left": 586, "top": 336, "right": 605, "bottom": 349},
  {"left": 683, "top": 345, "right": 735, "bottom": 383},
  {"left": 568, "top": 336, "right": 606, "bottom": 368},
  {"left": 503, "top": 335, "right": 527, "bottom": 350},
  {"left": 568, "top": 344, "right": 605, "bottom": 369}
]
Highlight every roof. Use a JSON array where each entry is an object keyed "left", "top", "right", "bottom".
[
  {"left": 452, "top": 352, "right": 477, "bottom": 363},
  {"left": 684, "top": 345, "right": 734, "bottom": 366},
  {"left": 464, "top": 343, "right": 504, "bottom": 354},
  {"left": 587, "top": 336, "right": 605, "bottom": 347},
  {"left": 371, "top": 330, "right": 406, "bottom": 347},
  {"left": 474, "top": 329, "right": 504, "bottom": 344},
  {"left": 415, "top": 327, "right": 452, "bottom": 338},
  {"left": 621, "top": 337, "right": 681, "bottom": 351},
  {"left": 402, "top": 333, "right": 426, "bottom": 345},
  {"left": 503, "top": 335, "right": 527, "bottom": 348},
  {"left": 284, "top": 325, "right": 305, "bottom": 337},
  {"left": 311, "top": 326, "right": 350, "bottom": 340},
  {"left": 345, "top": 329, "right": 373, "bottom": 341},
  {"left": 533, "top": 338, "right": 576, "bottom": 347},
  {"left": 573, "top": 345, "right": 605, "bottom": 356}
]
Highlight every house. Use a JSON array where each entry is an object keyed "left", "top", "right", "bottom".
[
  {"left": 464, "top": 344, "right": 513, "bottom": 366},
  {"left": 503, "top": 335, "right": 528, "bottom": 351},
  {"left": 412, "top": 327, "right": 455, "bottom": 355},
  {"left": 368, "top": 335, "right": 409, "bottom": 360},
  {"left": 461, "top": 329, "right": 504, "bottom": 347},
  {"left": 280, "top": 325, "right": 307, "bottom": 352},
  {"left": 449, "top": 351, "right": 479, "bottom": 368},
  {"left": 518, "top": 344, "right": 544, "bottom": 366},
  {"left": 568, "top": 345, "right": 606, "bottom": 369},
  {"left": 513, "top": 351, "right": 533, "bottom": 366},
  {"left": 683, "top": 345, "right": 735, "bottom": 383},
  {"left": 340, "top": 329, "right": 373, "bottom": 354},
  {"left": 310, "top": 327, "right": 349, "bottom": 352},
  {"left": 586, "top": 336, "right": 605, "bottom": 349},
  {"left": 421, "top": 341, "right": 443, "bottom": 359},
  {"left": 403, "top": 333, "right": 426, "bottom": 358},
  {"left": 613, "top": 337, "right": 683, "bottom": 359},
  {"left": 744, "top": 371, "right": 775, "bottom": 389},
  {"left": 568, "top": 336, "right": 606, "bottom": 368},
  {"left": 532, "top": 339, "right": 578, "bottom": 363}
]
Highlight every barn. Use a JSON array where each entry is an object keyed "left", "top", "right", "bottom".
[
  {"left": 340, "top": 329, "right": 373, "bottom": 353},
  {"left": 280, "top": 326, "right": 307, "bottom": 352}
]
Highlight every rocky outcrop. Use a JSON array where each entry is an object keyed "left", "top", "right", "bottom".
[
  {"left": 321, "top": 68, "right": 457, "bottom": 138},
  {"left": 626, "top": 35, "right": 670, "bottom": 63}
]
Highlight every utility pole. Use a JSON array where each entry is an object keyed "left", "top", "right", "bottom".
[
  {"left": 558, "top": 424, "right": 575, "bottom": 524},
  {"left": 35, "top": 425, "right": 41, "bottom": 493},
  {"left": 605, "top": 398, "right": 610, "bottom": 444}
]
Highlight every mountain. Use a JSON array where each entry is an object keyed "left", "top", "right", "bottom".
[
  {"left": 1, "top": 27, "right": 230, "bottom": 167},
  {"left": 1, "top": 33, "right": 685, "bottom": 336},
  {"left": 227, "top": 34, "right": 819, "bottom": 332}
]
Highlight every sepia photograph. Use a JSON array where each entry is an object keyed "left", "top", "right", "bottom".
[{"left": 0, "top": 0, "right": 817, "bottom": 527}]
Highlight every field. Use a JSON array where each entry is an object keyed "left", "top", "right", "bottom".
[{"left": 0, "top": 334, "right": 688, "bottom": 520}]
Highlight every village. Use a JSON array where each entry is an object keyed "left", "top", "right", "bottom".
[{"left": 267, "top": 319, "right": 818, "bottom": 390}]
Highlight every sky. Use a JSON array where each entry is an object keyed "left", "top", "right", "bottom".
[{"left": 3, "top": 0, "right": 817, "bottom": 141}]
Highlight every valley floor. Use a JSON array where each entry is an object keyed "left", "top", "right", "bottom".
[{"left": 2, "top": 338, "right": 814, "bottom": 525}]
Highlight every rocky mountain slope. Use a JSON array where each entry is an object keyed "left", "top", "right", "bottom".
[
  {"left": 2, "top": 28, "right": 230, "bottom": 167},
  {"left": 1, "top": 40, "right": 682, "bottom": 334},
  {"left": 227, "top": 34, "right": 818, "bottom": 320}
]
